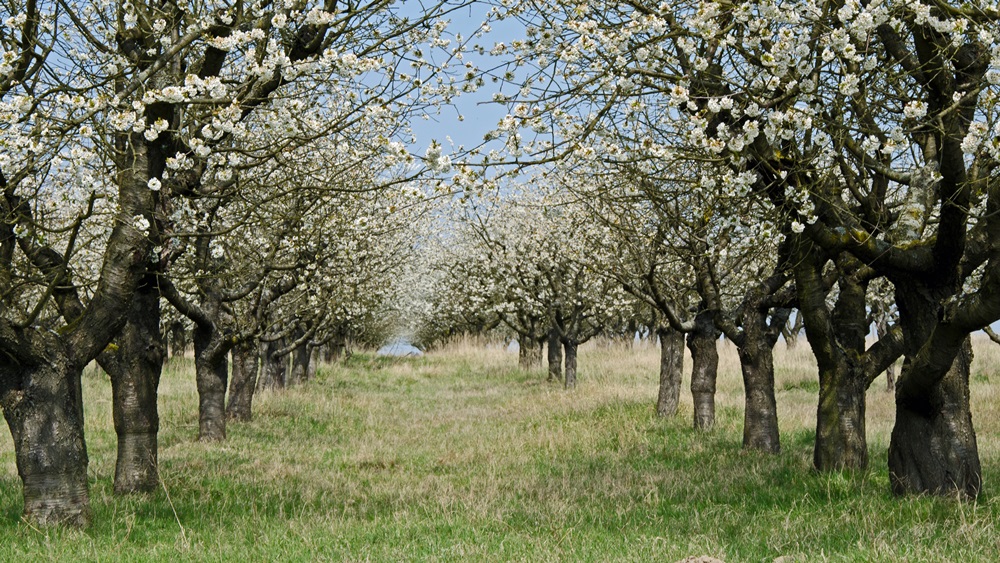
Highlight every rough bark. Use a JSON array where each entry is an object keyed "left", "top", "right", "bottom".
[
  {"left": 547, "top": 326, "right": 563, "bottom": 383},
  {"left": 258, "top": 338, "right": 287, "bottom": 391},
  {"left": 656, "top": 326, "right": 684, "bottom": 417},
  {"left": 193, "top": 324, "right": 228, "bottom": 441},
  {"left": 287, "top": 327, "right": 310, "bottom": 387},
  {"left": 889, "top": 337, "right": 980, "bottom": 498},
  {"left": 738, "top": 334, "right": 780, "bottom": 453},
  {"left": 563, "top": 340, "right": 578, "bottom": 389},
  {"left": 104, "top": 277, "right": 163, "bottom": 493},
  {"left": 796, "top": 250, "right": 872, "bottom": 471},
  {"left": 0, "top": 338, "right": 90, "bottom": 527},
  {"left": 227, "top": 340, "right": 259, "bottom": 421},
  {"left": 687, "top": 310, "right": 719, "bottom": 430}
]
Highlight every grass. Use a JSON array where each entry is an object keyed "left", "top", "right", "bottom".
[{"left": 1, "top": 337, "right": 1000, "bottom": 560}]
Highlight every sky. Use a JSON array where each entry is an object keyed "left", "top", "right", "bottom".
[{"left": 400, "top": 2, "right": 523, "bottom": 160}]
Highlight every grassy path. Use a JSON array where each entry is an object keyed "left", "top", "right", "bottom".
[{"left": 1, "top": 341, "right": 999, "bottom": 560}]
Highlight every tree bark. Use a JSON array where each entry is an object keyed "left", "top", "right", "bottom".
[
  {"left": 687, "top": 310, "right": 719, "bottom": 430},
  {"left": 287, "top": 327, "right": 309, "bottom": 387},
  {"left": 547, "top": 326, "right": 562, "bottom": 383},
  {"left": 889, "top": 337, "right": 980, "bottom": 498},
  {"left": 169, "top": 321, "right": 187, "bottom": 359},
  {"left": 0, "top": 342, "right": 90, "bottom": 527},
  {"left": 194, "top": 325, "right": 228, "bottom": 441},
  {"left": 227, "top": 340, "right": 259, "bottom": 421},
  {"left": 563, "top": 340, "right": 578, "bottom": 389},
  {"left": 518, "top": 336, "right": 542, "bottom": 370},
  {"left": 795, "top": 250, "right": 873, "bottom": 471},
  {"left": 104, "top": 277, "right": 162, "bottom": 493},
  {"left": 656, "top": 326, "right": 684, "bottom": 417},
  {"left": 738, "top": 334, "right": 780, "bottom": 453},
  {"left": 258, "top": 338, "right": 287, "bottom": 391}
]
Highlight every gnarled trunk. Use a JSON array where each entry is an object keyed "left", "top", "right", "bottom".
[
  {"left": 106, "top": 279, "right": 162, "bottom": 493},
  {"left": 889, "top": 338, "right": 980, "bottom": 497},
  {"left": 227, "top": 340, "right": 259, "bottom": 421},
  {"left": 547, "top": 326, "right": 562, "bottom": 383},
  {"left": 563, "top": 340, "right": 578, "bottom": 389},
  {"left": 1, "top": 346, "right": 90, "bottom": 527},
  {"left": 194, "top": 325, "right": 227, "bottom": 441},
  {"left": 656, "top": 326, "right": 684, "bottom": 417},
  {"left": 687, "top": 310, "right": 719, "bottom": 430}
]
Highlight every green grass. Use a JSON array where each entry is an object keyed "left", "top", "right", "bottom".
[{"left": 1, "top": 340, "right": 1000, "bottom": 561}]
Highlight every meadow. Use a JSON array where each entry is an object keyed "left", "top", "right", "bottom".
[{"left": 1, "top": 338, "right": 1000, "bottom": 561}]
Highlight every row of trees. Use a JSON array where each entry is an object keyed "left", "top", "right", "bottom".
[
  {"left": 4, "top": 0, "right": 1000, "bottom": 529},
  {"left": 412, "top": 0, "right": 1000, "bottom": 504},
  {"left": 0, "top": 0, "right": 483, "bottom": 526}
]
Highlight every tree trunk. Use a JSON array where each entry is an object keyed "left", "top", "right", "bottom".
[
  {"left": 656, "top": 326, "right": 684, "bottom": 417},
  {"left": 889, "top": 338, "right": 980, "bottom": 497},
  {"left": 547, "top": 326, "right": 562, "bottom": 383},
  {"left": 307, "top": 346, "right": 319, "bottom": 381},
  {"left": 738, "top": 337, "right": 780, "bottom": 453},
  {"left": 194, "top": 326, "right": 227, "bottom": 441},
  {"left": 258, "top": 339, "right": 287, "bottom": 391},
  {"left": 814, "top": 363, "right": 867, "bottom": 470},
  {"left": 518, "top": 337, "right": 542, "bottom": 370},
  {"left": 287, "top": 326, "right": 309, "bottom": 387},
  {"left": 0, "top": 347, "right": 91, "bottom": 527},
  {"left": 687, "top": 310, "right": 719, "bottom": 430},
  {"left": 169, "top": 321, "right": 187, "bottom": 359},
  {"left": 106, "top": 278, "right": 162, "bottom": 493},
  {"left": 563, "top": 340, "right": 578, "bottom": 389},
  {"left": 227, "top": 340, "right": 259, "bottom": 422}
]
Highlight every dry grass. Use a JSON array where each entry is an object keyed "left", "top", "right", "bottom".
[{"left": 0, "top": 336, "right": 999, "bottom": 560}]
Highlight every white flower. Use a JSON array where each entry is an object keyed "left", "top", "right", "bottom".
[
  {"left": 903, "top": 100, "right": 927, "bottom": 119},
  {"left": 133, "top": 215, "right": 150, "bottom": 234},
  {"left": 791, "top": 220, "right": 805, "bottom": 234},
  {"left": 147, "top": 178, "right": 161, "bottom": 191}
]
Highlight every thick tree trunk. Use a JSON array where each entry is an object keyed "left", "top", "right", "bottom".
[
  {"left": 107, "top": 279, "right": 163, "bottom": 493},
  {"left": 518, "top": 337, "right": 542, "bottom": 370},
  {"left": 889, "top": 338, "right": 980, "bottom": 497},
  {"left": 656, "top": 326, "right": 684, "bottom": 417},
  {"left": 687, "top": 310, "right": 719, "bottom": 430},
  {"left": 227, "top": 340, "right": 259, "bottom": 421},
  {"left": 547, "top": 327, "right": 562, "bottom": 383},
  {"left": 194, "top": 326, "right": 227, "bottom": 441},
  {"left": 1, "top": 350, "right": 90, "bottom": 527},
  {"left": 563, "top": 340, "right": 578, "bottom": 389},
  {"left": 738, "top": 338, "right": 780, "bottom": 453},
  {"left": 795, "top": 251, "right": 872, "bottom": 471},
  {"left": 887, "top": 275, "right": 982, "bottom": 498},
  {"left": 258, "top": 339, "right": 287, "bottom": 391},
  {"left": 814, "top": 363, "right": 868, "bottom": 470}
]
